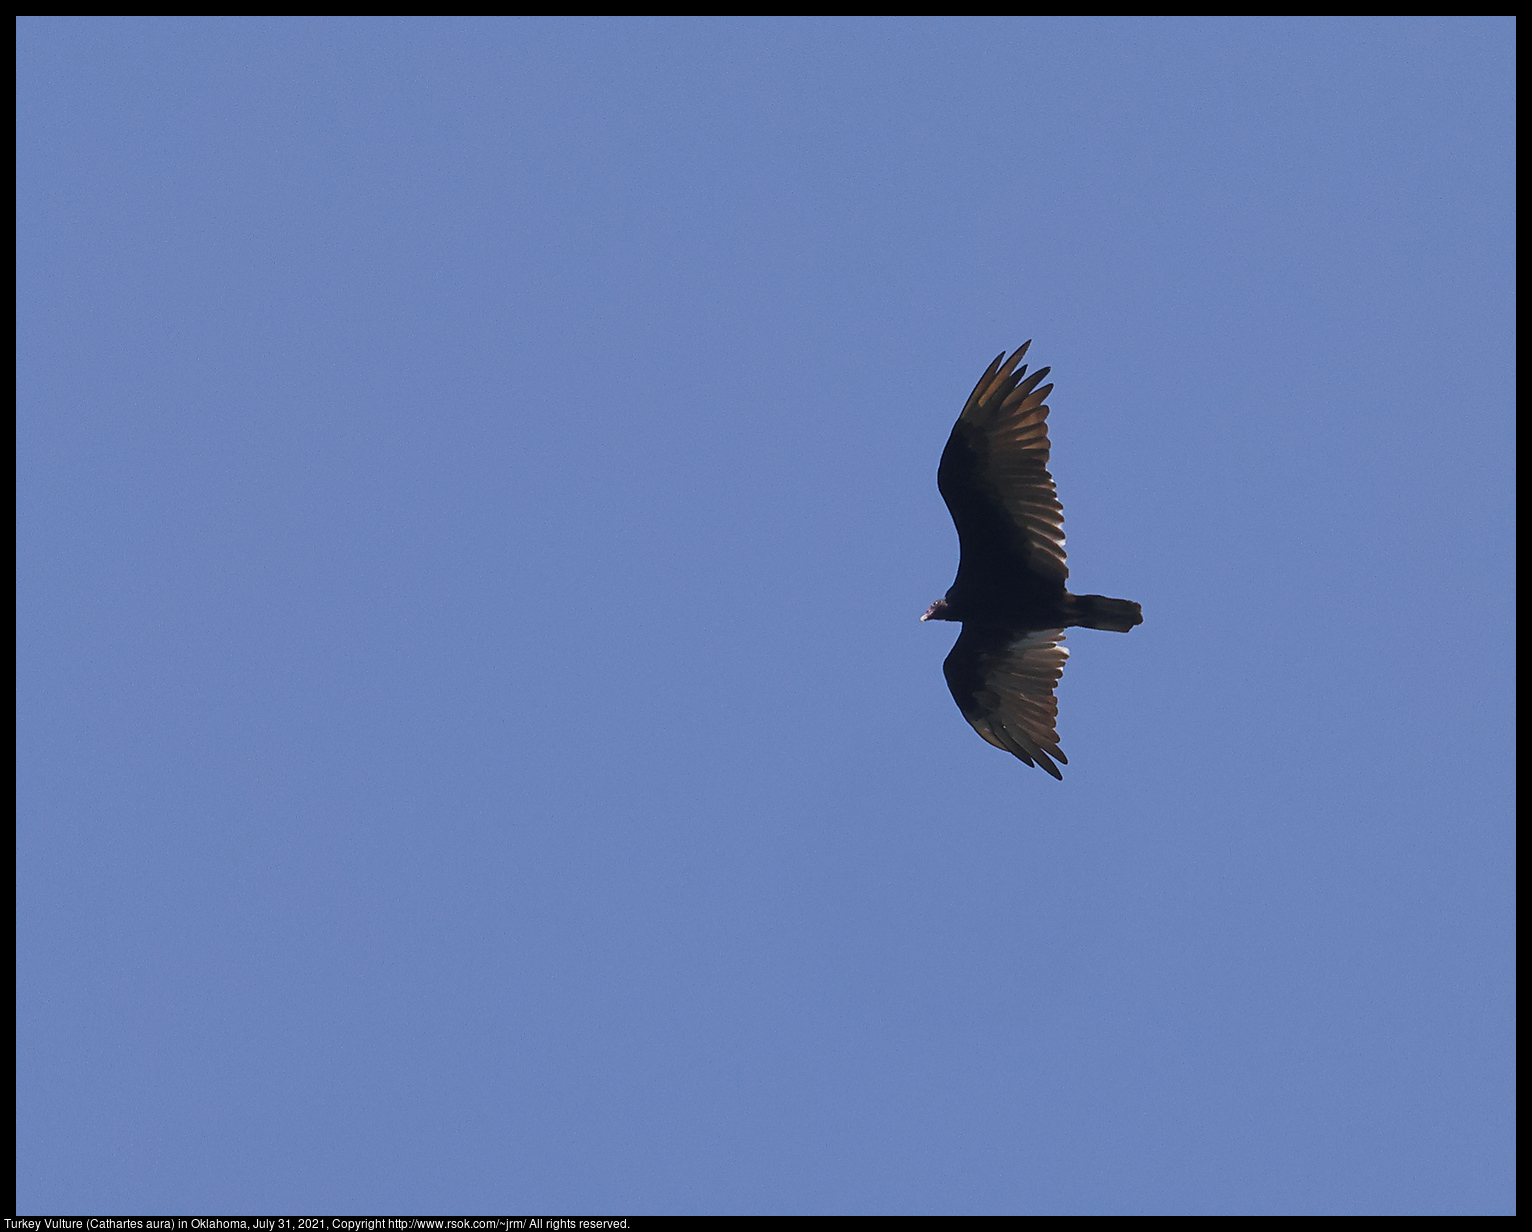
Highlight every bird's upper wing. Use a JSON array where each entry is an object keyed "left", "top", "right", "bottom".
[
  {"left": 937, "top": 342, "right": 1068, "bottom": 585},
  {"left": 943, "top": 624, "right": 1070, "bottom": 778}
]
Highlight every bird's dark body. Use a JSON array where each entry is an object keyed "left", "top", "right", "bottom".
[{"left": 925, "top": 343, "right": 1142, "bottom": 778}]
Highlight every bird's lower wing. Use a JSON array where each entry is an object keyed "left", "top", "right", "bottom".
[{"left": 943, "top": 626, "right": 1070, "bottom": 779}]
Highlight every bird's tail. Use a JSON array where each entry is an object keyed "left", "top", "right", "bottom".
[{"left": 1065, "top": 593, "right": 1143, "bottom": 632}]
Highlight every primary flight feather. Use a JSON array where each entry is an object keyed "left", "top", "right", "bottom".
[{"left": 923, "top": 342, "right": 1142, "bottom": 778}]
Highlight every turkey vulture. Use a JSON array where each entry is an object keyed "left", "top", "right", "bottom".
[{"left": 923, "top": 342, "right": 1142, "bottom": 778}]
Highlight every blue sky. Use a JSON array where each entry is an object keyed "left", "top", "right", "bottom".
[{"left": 17, "top": 17, "right": 1514, "bottom": 1216}]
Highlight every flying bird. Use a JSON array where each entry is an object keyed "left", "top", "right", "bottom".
[{"left": 923, "top": 342, "right": 1142, "bottom": 778}]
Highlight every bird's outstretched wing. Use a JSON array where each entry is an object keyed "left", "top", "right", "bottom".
[
  {"left": 938, "top": 342, "right": 1068, "bottom": 586},
  {"left": 943, "top": 625, "right": 1070, "bottom": 778}
]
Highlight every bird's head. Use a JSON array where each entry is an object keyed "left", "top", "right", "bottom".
[{"left": 920, "top": 599, "right": 952, "bottom": 622}]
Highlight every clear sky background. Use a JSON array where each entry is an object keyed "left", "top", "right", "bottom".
[{"left": 17, "top": 17, "right": 1514, "bottom": 1217}]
